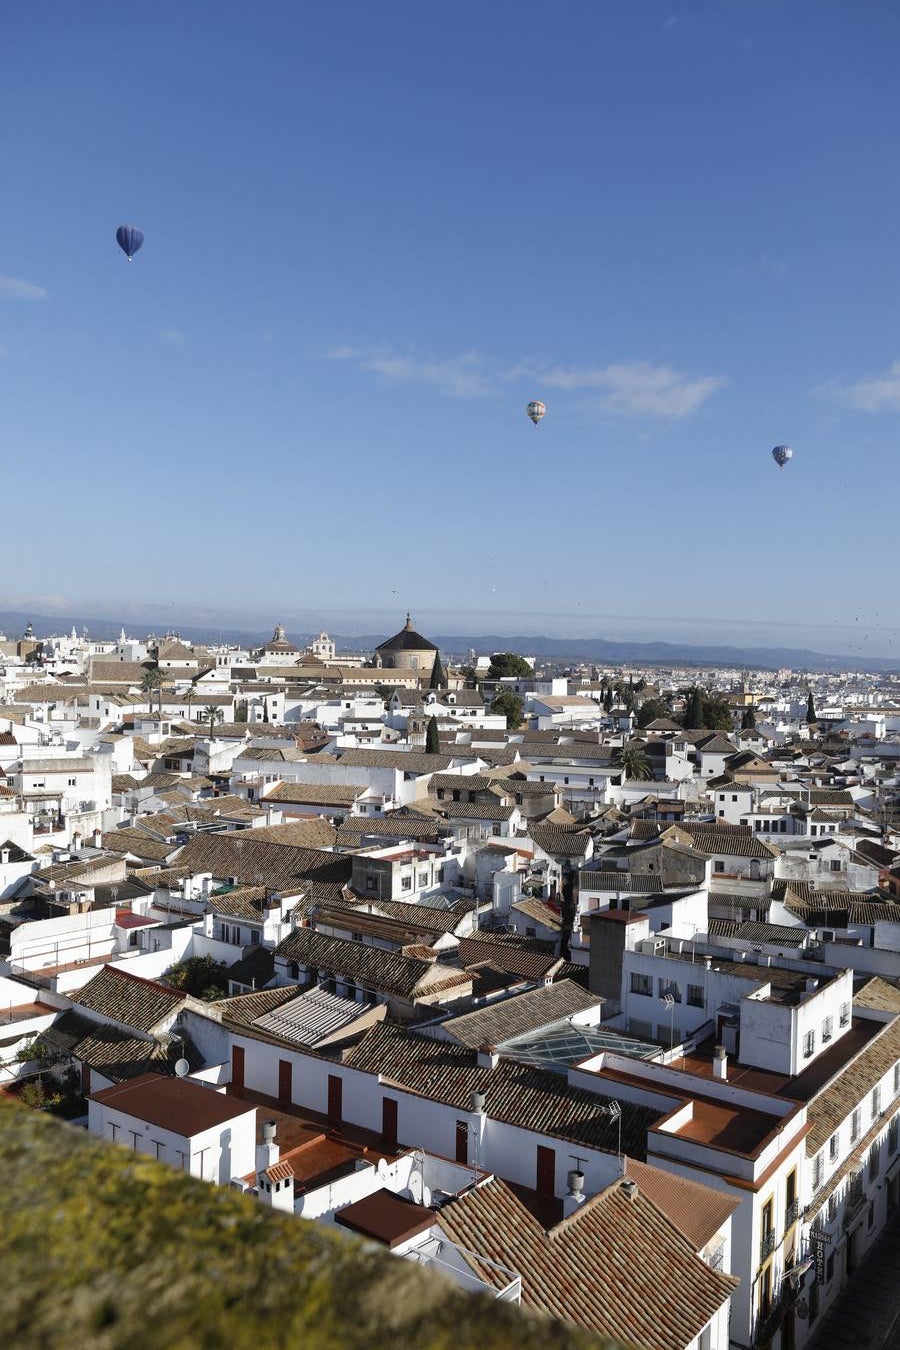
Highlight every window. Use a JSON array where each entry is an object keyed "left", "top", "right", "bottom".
[
  {"left": 829, "top": 1132, "right": 839, "bottom": 1162},
  {"left": 713, "top": 860, "right": 725, "bottom": 873},
  {"left": 822, "top": 1016, "right": 833, "bottom": 1043},
  {"left": 895, "top": 1063, "right": 900, "bottom": 1095},
  {"left": 872, "top": 1086, "right": 881, "bottom": 1116},
  {"left": 851, "top": 1108, "right": 861, "bottom": 1143},
  {"left": 452, "top": 789, "right": 460, "bottom": 802},
  {"left": 826, "top": 1252, "right": 835, "bottom": 1283},
  {"left": 840, "top": 1002, "right": 851, "bottom": 1028},
  {"left": 867, "top": 1201, "right": 875, "bottom": 1230},
  {"left": 67, "top": 777, "right": 76, "bottom": 787},
  {"left": 436, "top": 788, "right": 445, "bottom": 800},
  {"left": 687, "top": 984, "right": 705, "bottom": 1008},
  {"left": 868, "top": 1144, "right": 879, "bottom": 1181},
  {"left": 418, "top": 872, "right": 428, "bottom": 887},
  {"left": 803, "top": 1029, "right": 815, "bottom": 1059},
  {"left": 366, "top": 876, "right": 377, "bottom": 892},
  {"left": 630, "top": 972, "right": 653, "bottom": 996},
  {"left": 888, "top": 1117, "right": 898, "bottom": 1156},
  {"left": 830, "top": 859, "right": 842, "bottom": 872},
  {"left": 401, "top": 876, "right": 412, "bottom": 892},
  {"left": 812, "top": 1151, "right": 824, "bottom": 1192},
  {"left": 658, "top": 978, "right": 681, "bottom": 1002}
]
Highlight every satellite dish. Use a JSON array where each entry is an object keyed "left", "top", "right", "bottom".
[
  {"left": 377, "top": 1157, "right": 388, "bottom": 1179},
  {"left": 421, "top": 1186, "right": 432, "bottom": 1208},
  {"left": 174, "top": 1058, "right": 190, "bottom": 1078}
]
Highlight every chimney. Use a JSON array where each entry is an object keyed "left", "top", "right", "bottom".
[
  {"left": 476, "top": 1045, "right": 499, "bottom": 1070},
  {"left": 256, "top": 1119, "right": 279, "bottom": 1172},
  {"left": 805, "top": 977, "right": 819, "bottom": 993},
  {"left": 470, "top": 1090, "right": 486, "bottom": 1115},
  {"left": 92, "top": 828, "right": 102, "bottom": 848},
  {"left": 620, "top": 1178, "right": 638, "bottom": 1201},
  {"left": 563, "top": 1169, "right": 586, "bottom": 1218},
  {"left": 713, "top": 1044, "right": 728, "bottom": 1081},
  {"left": 0, "top": 847, "right": 9, "bottom": 867},
  {"left": 71, "top": 830, "right": 82, "bottom": 854}
]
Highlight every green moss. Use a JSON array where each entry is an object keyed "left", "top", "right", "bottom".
[{"left": 0, "top": 1101, "right": 615, "bottom": 1350}]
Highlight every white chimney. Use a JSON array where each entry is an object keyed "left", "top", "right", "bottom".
[
  {"left": 563, "top": 1169, "right": 586, "bottom": 1218},
  {"left": 0, "top": 848, "right": 9, "bottom": 867},
  {"left": 92, "top": 828, "right": 102, "bottom": 848},
  {"left": 713, "top": 1044, "right": 728, "bottom": 1081},
  {"left": 470, "top": 1090, "right": 486, "bottom": 1115},
  {"left": 476, "top": 1045, "right": 499, "bottom": 1069},
  {"left": 255, "top": 1119, "right": 279, "bottom": 1173},
  {"left": 805, "top": 977, "right": 819, "bottom": 993}
]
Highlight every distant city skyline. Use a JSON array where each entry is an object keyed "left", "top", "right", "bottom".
[
  {"left": 1, "top": 593, "right": 897, "bottom": 662},
  {"left": 2, "top": 2, "right": 899, "bottom": 651}
]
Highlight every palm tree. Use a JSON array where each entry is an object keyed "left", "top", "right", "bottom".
[
  {"left": 616, "top": 742, "right": 652, "bottom": 782},
  {"left": 203, "top": 705, "right": 224, "bottom": 740},
  {"left": 184, "top": 686, "right": 196, "bottom": 724},
  {"left": 140, "top": 668, "right": 164, "bottom": 717}
]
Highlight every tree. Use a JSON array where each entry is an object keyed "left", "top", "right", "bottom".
[
  {"left": 204, "top": 705, "right": 224, "bottom": 739},
  {"left": 141, "top": 667, "right": 164, "bottom": 716},
  {"left": 235, "top": 699, "right": 248, "bottom": 723},
  {"left": 616, "top": 743, "right": 653, "bottom": 781},
  {"left": 458, "top": 665, "right": 480, "bottom": 689},
  {"left": 635, "top": 697, "right": 670, "bottom": 729},
  {"left": 741, "top": 703, "right": 757, "bottom": 731},
  {"left": 603, "top": 686, "right": 614, "bottom": 714},
  {"left": 701, "top": 695, "right": 734, "bottom": 732},
  {"left": 184, "top": 686, "right": 196, "bottom": 722},
  {"left": 806, "top": 690, "right": 816, "bottom": 724},
  {"left": 681, "top": 687, "right": 703, "bottom": 728},
  {"left": 487, "top": 652, "right": 533, "bottom": 681},
  {"left": 491, "top": 689, "right": 524, "bottom": 729},
  {"left": 164, "top": 956, "right": 228, "bottom": 1001},
  {"left": 425, "top": 715, "right": 441, "bottom": 755},
  {"left": 429, "top": 651, "right": 447, "bottom": 690}
]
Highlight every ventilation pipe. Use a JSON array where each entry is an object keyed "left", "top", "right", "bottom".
[
  {"left": 563, "top": 1169, "right": 586, "bottom": 1218},
  {"left": 713, "top": 1044, "right": 728, "bottom": 1081}
]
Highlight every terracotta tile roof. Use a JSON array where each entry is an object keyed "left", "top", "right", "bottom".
[
  {"left": 275, "top": 928, "right": 441, "bottom": 1000},
  {"left": 805, "top": 1013, "right": 900, "bottom": 1154},
  {"left": 528, "top": 825, "right": 592, "bottom": 858},
  {"left": 73, "top": 966, "right": 186, "bottom": 1033},
  {"left": 436, "top": 1177, "right": 736, "bottom": 1349},
  {"left": 247, "top": 819, "right": 338, "bottom": 850},
  {"left": 457, "top": 936, "right": 564, "bottom": 982},
  {"left": 262, "top": 781, "right": 366, "bottom": 807},
  {"left": 172, "top": 832, "right": 352, "bottom": 895},
  {"left": 666, "top": 824, "right": 778, "bottom": 859},
  {"left": 215, "top": 986, "right": 297, "bottom": 1027},
  {"left": 344, "top": 896, "right": 475, "bottom": 934},
  {"left": 623, "top": 1159, "right": 740, "bottom": 1249},
  {"left": 346, "top": 1023, "right": 657, "bottom": 1156},
  {"left": 855, "top": 977, "right": 900, "bottom": 1014},
  {"left": 42, "top": 1010, "right": 198, "bottom": 1081},
  {"left": 510, "top": 897, "right": 563, "bottom": 931},
  {"left": 438, "top": 980, "right": 599, "bottom": 1049},
  {"left": 335, "top": 816, "right": 450, "bottom": 844}
]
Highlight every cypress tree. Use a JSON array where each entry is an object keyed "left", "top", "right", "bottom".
[
  {"left": 425, "top": 715, "right": 441, "bottom": 755},
  {"left": 741, "top": 703, "right": 757, "bottom": 731},
  {"left": 429, "top": 650, "right": 447, "bottom": 690},
  {"left": 806, "top": 691, "right": 816, "bottom": 724}
]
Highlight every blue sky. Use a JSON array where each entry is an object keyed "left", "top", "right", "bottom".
[{"left": 2, "top": 0, "right": 899, "bottom": 655}]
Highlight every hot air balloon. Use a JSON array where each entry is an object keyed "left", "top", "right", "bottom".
[
  {"left": 527, "top": 400, "right": 546, "bottom": 427},
  {"left": 772, "top": 445, "right": 793, "bottom": 469},
  {"left": 116, "top": 225, "right": 144, "bottom": 261}
]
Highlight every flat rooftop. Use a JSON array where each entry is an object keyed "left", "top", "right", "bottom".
[
  {"left": 91, "top": 1074, "right": 255, "bottom": 1135},
  {"left": 335, "top": 1188, "right": 434, "bottom": 1249},
  {"left": 674, "top": 1018, "right": 882, "bottom": 1103}
]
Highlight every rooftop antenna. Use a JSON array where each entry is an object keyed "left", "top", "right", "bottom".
[
  {"left": 660, "top": 993, "right": 676, "bottom": 1052},
  {"left": 602, "top": 1099, "right": 623, "bottom": 1169}
]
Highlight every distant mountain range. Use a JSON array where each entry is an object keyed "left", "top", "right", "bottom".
[{"left": 1, "top": 608, "right": 897, "bottom": 673}]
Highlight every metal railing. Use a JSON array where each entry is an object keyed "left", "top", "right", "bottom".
[
  {"left": 785, "top": 1199, "right": 801, "bottom": 1228},
  {"left": 759, "top": 1229, "right": 777, "bottom": 1262}
]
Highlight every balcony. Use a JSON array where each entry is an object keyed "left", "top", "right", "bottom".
[
  {"left": 753, "top": 1289, "right": 792, "bottom": 1346},
  {"left": 784, "top": 1200, "right": 801, "bottom": 1228},
  {"left": 759, "top": 1229, "right": 777, "bottom": 1263}
]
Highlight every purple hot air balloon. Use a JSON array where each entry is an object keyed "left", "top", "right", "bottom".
[{"left": 116, "top": 224, "right": 144, "bottom": 261}]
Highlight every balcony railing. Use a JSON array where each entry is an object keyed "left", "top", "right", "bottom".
[
  {"left": 785, "top": 1200, "right": 801, "bottom": 1228},
  {"left": 759, "top": 1229, "right": 777, "bottom": 1263}
]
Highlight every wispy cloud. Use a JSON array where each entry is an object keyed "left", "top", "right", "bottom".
[
  {"left": 821, "top": 360, "right": 900, "bottom": 413},
  {"left": 507, "top": 359, "right": 727, "bottom": 419},
  {"left": 159, "top": 328, "right": 186, "bottom": 348},
  {"left": 759, "top": 254, "right": 788, "bottom": 278},
  {"left": 0, "top": 275, "right": 48, "bottom": 301},
  {"left": 327, "top": 345, "right": 494, "bottom": 399}
]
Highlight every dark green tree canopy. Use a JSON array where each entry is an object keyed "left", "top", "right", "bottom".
[
  {"left": 429, "top": 651, "right": 447, "bottom": 690},
  {"left": 487, "top": 652, "right": 534, "bottom": 680},
  {"left": 806, "top": 690, "right": 816, "bottom": 724},
  {"left": 425, "top": 715, "right": 441, "bottom": 755},
  {"left": 491, "top": 689, "right": 525, "bottom": 729},
  {"left": 635, "top": 697, "right": 670, "bottom": 729},
  {"left": 741, "top": 704, "right": 757, "bottom": 730}
]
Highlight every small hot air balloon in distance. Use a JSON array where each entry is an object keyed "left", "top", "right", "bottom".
[
  {"left": 527, "top": 400, "right": 546, "bottom": 427},
  {"left": 772, "top": 445, "right": 793, "bottom": 469},
  {"left": 116, "top": 225, "right": 144, "bottom": 262}
]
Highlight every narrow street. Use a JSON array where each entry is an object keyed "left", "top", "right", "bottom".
[{"left": 808, "top": 1214, "right": 900, "bottom": 1350}]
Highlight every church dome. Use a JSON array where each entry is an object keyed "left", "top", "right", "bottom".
[{"left": 374, "top": 614, "right": 438, "bottom": 673}]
